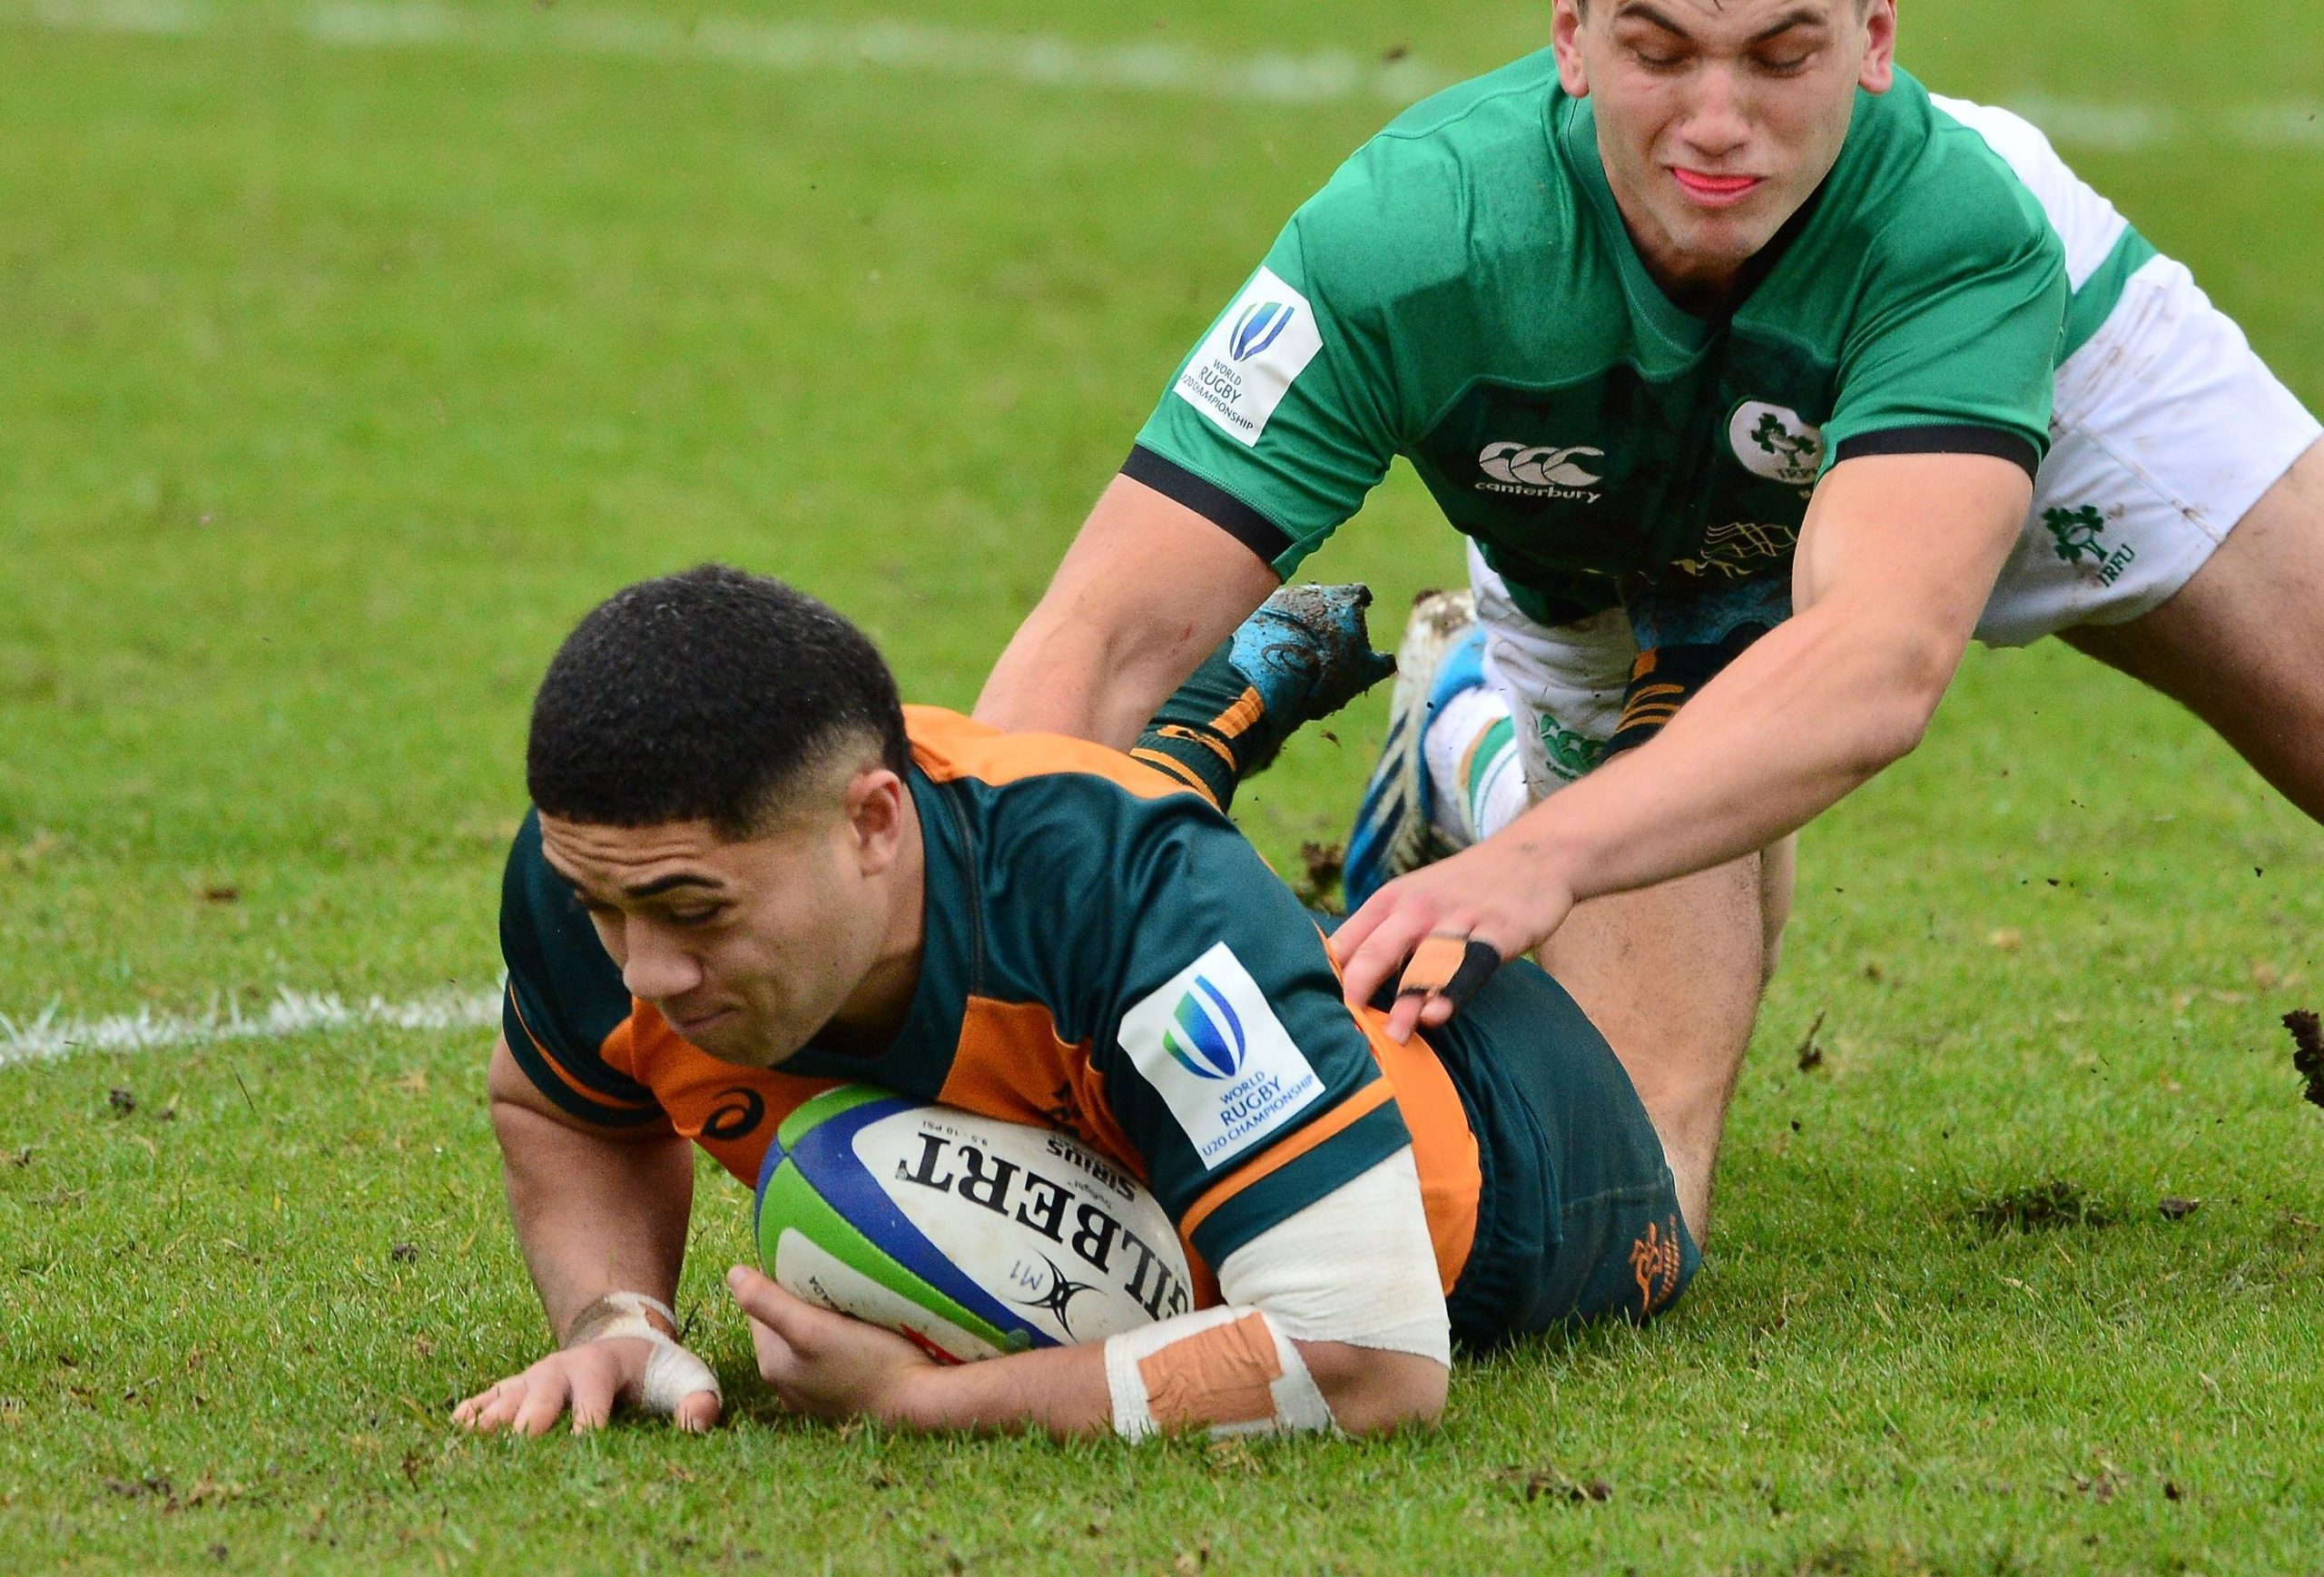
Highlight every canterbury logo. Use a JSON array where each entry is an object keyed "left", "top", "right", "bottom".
[{"left": 1477, "top": 442, "right": 1605, "bottom": 489}]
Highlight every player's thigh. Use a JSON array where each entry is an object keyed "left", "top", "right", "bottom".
[
  {"left": 1538, "top": 859, "right": 1768, "bottom": 1106},
  {"left": 2060, "top": 438, "right": 2324, "bottom": 816}
]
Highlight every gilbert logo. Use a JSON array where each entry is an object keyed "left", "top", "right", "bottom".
[{"left": 1475, "top": 442, "right": 1606, "bottom": 503}]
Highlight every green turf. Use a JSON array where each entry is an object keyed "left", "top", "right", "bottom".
[{"left": 3, "top": 0, "right": 2320, "bottom": 1569}]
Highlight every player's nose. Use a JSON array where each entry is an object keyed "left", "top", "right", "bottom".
[
  {"left": 617, "top": 920, "right": 704, "bottom": 1003},
  {"left": 1676, "top": 63, "right": 1753, "bottom": 156}
]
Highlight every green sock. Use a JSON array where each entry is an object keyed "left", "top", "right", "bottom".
[{"left": 1129, "top": 641, "right": 1286, "bottom": 813}]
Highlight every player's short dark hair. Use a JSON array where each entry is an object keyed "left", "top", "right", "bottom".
[{"left": 527, "top": 565, "right": 911, "bottom": 836}]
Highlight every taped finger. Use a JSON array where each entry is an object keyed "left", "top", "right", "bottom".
[
  {"left": 1394, "top": 931, "right": 1502, "bottom": 1011},
  {"left": 641, "top": 1338, "right": 722, "bottom": 1415}
]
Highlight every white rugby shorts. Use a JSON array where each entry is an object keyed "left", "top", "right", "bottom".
[{"left": 1472, "top": 256, "right": 2321, "bottom": 797}]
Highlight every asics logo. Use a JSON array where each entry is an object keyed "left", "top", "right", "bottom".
[{"left": 1476, "top": 442, "right": 1606, "bottom": 498}]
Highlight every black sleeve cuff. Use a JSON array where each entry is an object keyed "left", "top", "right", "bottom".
[
  {"left": 1120, "top": 445, "right": 1294, "bottom": 569},
  {"left": 1832, "top": 424, "right": 2040, "bottom": 481}
]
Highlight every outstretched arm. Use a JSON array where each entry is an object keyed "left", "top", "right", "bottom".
[
  {"left": 1335, "top": 450, "right": 2032, "bottom": 1036},
  {"left": 976, "top": 475, "right": 1281, "bottom": 749},
  {"left": 452, "top": 1037, "right": 721, "bottom": 1434}
]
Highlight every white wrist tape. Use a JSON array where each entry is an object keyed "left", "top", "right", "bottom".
[
  {"left": 566, "top": 1291, "right": 722, "bottom": 1415},
  {"left": 1103, "top": 1306, "right": 1337, "bottom": 1442}
]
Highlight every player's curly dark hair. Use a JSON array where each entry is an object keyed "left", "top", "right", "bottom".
[{"left": 527, "top": 564, "right": 911, "bottom": 835}]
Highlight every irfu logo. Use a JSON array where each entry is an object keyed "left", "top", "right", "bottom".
[
  {"left": 1538, "top": 720, "right": 1606, "bottom": 784},
  {"left": 2043, "top": 505, "right": 2108, "bottom": 565},
  {"left": 1751, "top": 413, "right": 1820, "bottom": 478},
  {"left": 2043, "top": 504, "right": 2139, "bottom": 586},
  {"left": 1727, "top": 400, "right": 1826, "bottom": 488}
]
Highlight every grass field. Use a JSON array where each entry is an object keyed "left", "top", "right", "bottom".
[{"left": 4, "top": 0, "right": 2322, "bottom": 1570}]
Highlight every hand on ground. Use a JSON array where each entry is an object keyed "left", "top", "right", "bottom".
[{"left": 451, "top": 1336, "right": 722, "bottom": 1436}]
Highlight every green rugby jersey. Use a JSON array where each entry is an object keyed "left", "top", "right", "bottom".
[{"left": 1129, "top": 55, "right": 2071, "bottom": 627}]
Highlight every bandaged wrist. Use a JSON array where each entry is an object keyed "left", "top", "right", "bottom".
[
  {"left": 1103, "top": 1306, "right": 1338, "bottom": 1442},
  {"left": 565, "top": 1290, "right": 721, "bottom": 1414}
]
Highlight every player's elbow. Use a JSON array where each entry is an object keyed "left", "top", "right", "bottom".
[
  {"left": 1301, "top": 1343, "right": 1450, "bottom": 1436},
  {"left": 1849, "top": 629, "right": 1958, "bottom": 775}
]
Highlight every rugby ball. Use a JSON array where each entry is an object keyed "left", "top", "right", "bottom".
[{"left": 753, "top": 1085, "right": 1193, "bottom": 1363}]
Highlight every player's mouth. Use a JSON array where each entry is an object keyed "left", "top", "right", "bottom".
[
  {"left": 1670, "top": 168, "right": 1766, "bottom": 207},
  {"left": 670, "top": 1005, "right": 736, "bottom": 1040}
]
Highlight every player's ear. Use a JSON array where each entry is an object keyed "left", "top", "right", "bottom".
[
  {"left": 842, "top": 767, "right": 909, "bottom": 876},
  {"left": 1551, "top": 0, "right": 1590, "bottom": 97},
  {"left": 1856, "top": 0, "right": 1896, "bottom": 94}
]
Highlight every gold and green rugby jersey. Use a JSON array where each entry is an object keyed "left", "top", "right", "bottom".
[
  {"left": 502, "top": 708, "right": 1506, "bottom": 1311},
  {"left": 1128, "top": 55, "right": 2071, "bottom": 628}
]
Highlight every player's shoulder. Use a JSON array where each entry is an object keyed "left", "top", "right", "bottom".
[
  {"left": 907, "top": 705, "right": 1194, "bottom": 806},
  {"left": 499, "top": 808, "right": 627, "bottom": 1025},
  {"left": 905, "top": 705, "right": 1234, "bottom": 887},
  {"left": 1839, "top": 70, "right": 2060, "bottom": 274},
  {"left": 905, "top": 707, "right": 1292, "bottom": 999},
  {"left": 1288, "top": 50, "right": 1575, "bottom": 309}
]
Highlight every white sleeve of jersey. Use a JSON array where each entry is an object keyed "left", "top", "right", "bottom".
[{"left": 1214, "top": 1145, "right": 1452, "bottom": 1366}]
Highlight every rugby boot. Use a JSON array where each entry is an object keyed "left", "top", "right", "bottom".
[
  {"left": 1131, "top": 583, "right": 1395, "bottom": 812},
  {"left": 1342, "top": 589, "right": 1484, "bottom": 911}
]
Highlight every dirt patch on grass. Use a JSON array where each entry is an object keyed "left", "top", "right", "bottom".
[
  {"left": 1956, "top": 1178, "right": 2121, "bottom": 1235},
  {"left": 1291, "top": 840, "right": 1345, "bottom": 913},
  {"left": 2283, "top": 1010, "right": 2323, "bottom": 1109}
]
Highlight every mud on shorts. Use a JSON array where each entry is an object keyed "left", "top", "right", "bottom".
[{"left": 1473, "top": 255, "right": 2324, "bottom": 799}]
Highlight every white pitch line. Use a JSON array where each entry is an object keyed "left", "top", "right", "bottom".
[
  {"left": 11, "top": 0, "right": 2322, "bottom": 150},
  {"left": 0, "top": 984, "right": 500, "bottom": 1070}
]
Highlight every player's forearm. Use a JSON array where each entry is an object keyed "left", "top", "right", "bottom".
[
  {"left": 492, "top": 1097, "right": 697, "bottom": 1341},
  {"left": 1521, "top": 600, "right": 1958, "bottom": 902},
  {"left": 974, "top": 601, "right": 1187, "bottom": 750},
  {"left": 887, "top": 1336, "right": 1115, "bottom": 1435},
  {"left": 974, "top": 474, "right": 1278, "bottom": 747},
  {"left": 890, "top": 1337, "right": 1442, "bottom": 1439}
]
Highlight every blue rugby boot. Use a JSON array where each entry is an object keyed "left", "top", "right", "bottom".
[
  {"left": 1342, "top": 590, "right": 1485, "bottom": 912},
  {"left": 1131, "top": 583, "right": 1395, "bottom": 812}
]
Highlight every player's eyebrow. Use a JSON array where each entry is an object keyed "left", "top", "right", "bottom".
[
  {"left": 1747, "top": 7, "right": 1830, "bottom": 43},
  {"left": 1613, "top": 2, "right": 1830, "bottom": 42},
  {"left": 538, "top": 848, "right": 724, "bottom": 903},
  {"left": 618, "top": 872, "right": 725, "bottom": 900}
]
